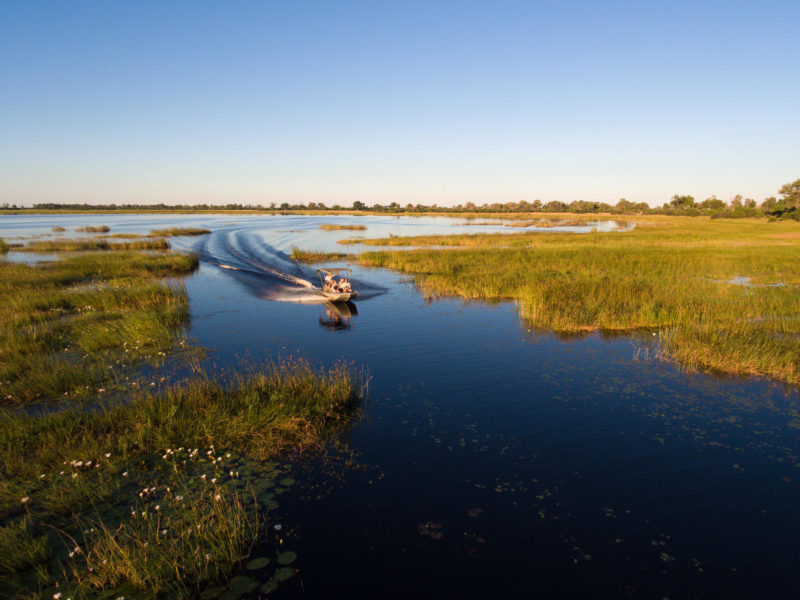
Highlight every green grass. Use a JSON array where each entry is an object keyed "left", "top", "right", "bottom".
[
  {"left": 0, "top": 246, "right": 364, "bottom": 597},
  {"left": 356, "top": 216, "right": 800, "bottom": 384},
  {"left": 0, "top": 251, "right": 198, "bottom": 405},
  {"left": 25, "top": 238, "right": 170, "bottom": 252},
  {"left": 319, "top": 224, "right": 367, "bottom": 231},
  {"left": 290, "top": 247, "right": 356, "bottom": 263},
  {"left": 149, "top": 227, "right": 211, "bottom": 237},
  {"left": 0, "top": 359, "right": 363, "bottom": 598}
]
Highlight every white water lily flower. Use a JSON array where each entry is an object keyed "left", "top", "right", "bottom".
[
  {"left": 53, "top": 594, "right": 62, "bottom": 599},
  {"left": 20, "top": 497, "right": 29, "bottom": 503}
]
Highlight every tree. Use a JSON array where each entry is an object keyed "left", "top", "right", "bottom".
[
  {"left": 670, "top": 194, "right": 695, "bottom": 209},
  {"left": 762, "top": 179, "right": 800, "bottom": 218},
  {"left": 778, "top": 179, "right": 800, "bottom": 207},
  {"left": 699, "top": 196, "right": 725, "bottom": 211},
  {"left": 352, "top": 201, "right": 365, "bottom": 210}
]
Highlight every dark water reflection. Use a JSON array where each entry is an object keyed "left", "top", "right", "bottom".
[{"left": 2, "top": 214, "right": 799, "bottom": 598}]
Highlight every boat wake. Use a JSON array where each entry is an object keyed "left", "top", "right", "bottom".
[{"left": 178, "top": 226, "right": 384, "bottom": 304}]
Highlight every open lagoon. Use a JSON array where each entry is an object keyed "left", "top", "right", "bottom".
[{"left": 2, "top": 213, "right": 799, "bottom": 598}]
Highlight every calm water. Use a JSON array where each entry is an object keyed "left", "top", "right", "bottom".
[{"left": 2, "top": 214, "right": 799, "bottom": 598}]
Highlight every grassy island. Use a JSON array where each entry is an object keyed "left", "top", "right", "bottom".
[{"left": 355, "top": 216, "right": 800, "bottom": 384}]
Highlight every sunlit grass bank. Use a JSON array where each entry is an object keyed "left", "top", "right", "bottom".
[
  {"left": 357, "top": 217, "right": 800, "bottom": 384},
  {"left": 0, "top": 251, "right": 198, "bottom": 405},
  {"left": 319, "top": 224, "right": 367, "bottom": 231},
  {"left": 0, "top": 360, "right": 363, "bottom": 598},
  {"left": 149, "top": 227, "right": 211, "bottom": 237},
  {"left": 25, "top": 238, "right": 170, "bottom": 252},
  {"left": 290, "top": 248, "right": 356, "bottom": 263},
  {"left": 76, "top": 225, "right": 111, "bottom": 233}
]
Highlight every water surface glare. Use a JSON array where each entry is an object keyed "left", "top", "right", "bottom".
[{"left": 2, "top": 214, "right": 799, "bottom": 598}]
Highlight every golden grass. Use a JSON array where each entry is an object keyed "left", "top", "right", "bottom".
[{"left": 357, "top": 216, "right": 800, "bottom": 384}]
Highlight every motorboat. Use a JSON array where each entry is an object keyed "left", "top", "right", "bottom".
[{"left": 317, "top": 268, "right": 358, "bottom": 302}]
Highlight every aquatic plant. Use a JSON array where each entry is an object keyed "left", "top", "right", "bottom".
[
  {"left": 290, "top": 247, "right": 356, "bottom": 263},
  {"left": 319, "top": 224, "right": 367, "bottom": 231},
  {"left": 357, "top": 216, "right": 800, "bottom": 384},
  {"left": 25, "top": 238, "right": 169, "bottom": 252},
  {"left": 0, "top": 251, "right": 198, "bottom": 404},
  {"left": 0, "top": 359, "right": 362, "bottom": 597},
  {"left": 149, "top": 227, "right": 211, "bottom": 237},
  {"left": 0, "top": 238, "right": 8, "bottom": 254},
  {"left": 76, "top": 225, "right": 111, "bottom": 232}
]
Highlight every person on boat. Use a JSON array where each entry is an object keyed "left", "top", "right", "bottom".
[{"left": 341, "top": 278, "right": 351, "bottom": 293}]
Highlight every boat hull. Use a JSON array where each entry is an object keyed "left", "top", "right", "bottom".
[{"left": 322, "top": 291, "right": 357, "bottom": 302}]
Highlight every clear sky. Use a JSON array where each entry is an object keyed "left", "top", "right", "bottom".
[{"left": 2, "top": 1, "right": 798, "bottom": 207}]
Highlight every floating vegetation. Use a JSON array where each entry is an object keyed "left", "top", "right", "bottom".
[
  {"left": 52, "top": 226, "right": 66, "bottom": 232},
  {"left": 246, "top": 557, "right": 270, "bottom": 570},
  {"left": 276, "top": 551, "right": 297, "bottom": 565},
  {"left": 290, "top": 247, "right": 356, "bottom": 263},
  {"left": 319, "top": 224, "right": 367, "bottom": 231},
  {"left": 149, "top": 227, "right": 211, "bottom": 237},
  {"left": 417, "top": 521, "right": 443, "bottom": 540}
]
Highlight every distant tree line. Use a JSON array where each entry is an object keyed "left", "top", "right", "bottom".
[{"left": 14, "top": 178, "right": 800, "bottom": 221}]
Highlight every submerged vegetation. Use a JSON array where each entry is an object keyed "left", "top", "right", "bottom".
[
  {"left": 291, "top": 247, "right": 356, "bottom": 264},
  {"left": 357, "top": 216, "right": 800, "bottom": 384}
]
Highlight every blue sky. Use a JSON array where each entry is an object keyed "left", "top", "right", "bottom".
[{"left": 2, "top": 1, "right": 798, "bottom": 207}]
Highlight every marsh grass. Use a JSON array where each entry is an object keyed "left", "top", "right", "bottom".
[
  {"left": 319, "top": 224, "right": 367, "bottom": 231},
  {"left": 25, "top": 238, "right": 170, "bottom": 252},
  {"left": 0, "top": 251, "right": 198, "bottom": 404},
  {"left": 76, "top": 226, "right": 111, "bottom": 233},
  {"left": 290, "top": 248, "right": 356, "bottom": 263},
  {"left": 0, "top": 238, "right": 8, "bottom": 254},
  {"left": 149, "top": 228, "right": 211, "bottom": 237},
  {"left": 0, "top": 359, "right": 363, "bottom": 597},
  {"left": 357, "top": 217, "right": 800, "bottom": 384}
]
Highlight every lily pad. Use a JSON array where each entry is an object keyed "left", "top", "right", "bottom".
[
  {"left": 274, "top": 567, "right": 296, "bottom": 581},
  {"left": 246, "top": 556, "right": 270, "bottom": 570},
  {"left": 260, "top": 578, "right": 279, "bottom": 594},
  {"left": 277, "top": 551, "right": 297, "bottom": 565},
  {"left": 227, "top": 575, "right": 258, "bottom": 593},
  {"left": 257, "top": 492, "right": 275, "bottom": 503},
  {"left": 200, "top": 586, "right": 226, "bottom": 600},
  {"left": 279, "top": 477, "right": 295, "bottom": 487}
]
